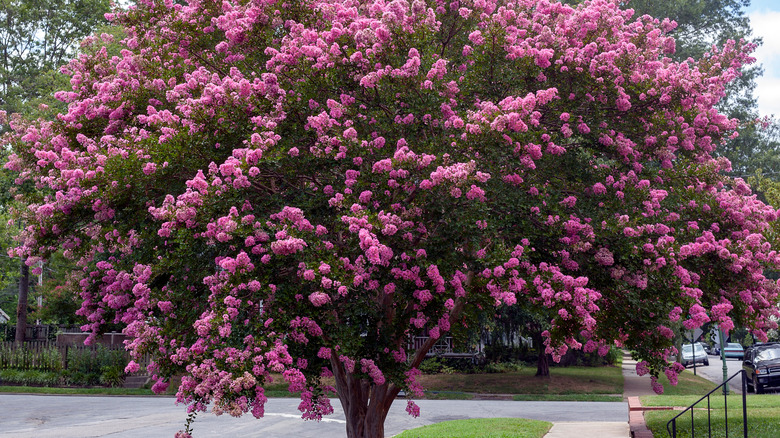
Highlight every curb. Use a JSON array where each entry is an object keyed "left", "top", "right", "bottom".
[{"left": 627, "top": 396, "right": 657, "bottom": 438}]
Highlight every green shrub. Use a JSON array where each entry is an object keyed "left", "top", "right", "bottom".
[
  {"left": 64, "top": 345, "right": 127, "bottom": 386},
  {"left": 483, "top": 343, "right": 537, "bottom": 364},
  {"left": 419, "top": 357, "right": 456, "bottom": 374},
  {"left": 483, "top": 361, "right": 525, "bottom": 374},
  {"left": 0, "top": 369, "right": 60, "bottom": 386},
  {"left": 99, "top": 365, "right": 125, "bottom": 387}
]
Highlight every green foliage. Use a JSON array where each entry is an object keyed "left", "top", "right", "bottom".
[
  {"left": 61, "top": 345, "right": 127, "bottom": 386},
  {"left": 565, "top": 0, "right": 780, "bottom": 179},
  {"left": 418, "top": 357, "right": 456, "bottom": 375},
  {"left": 644, "top": 395, "right": 780, "bottom": 438},
  {"left": 29, "top": 252, "right": 85, "bottom": 325},
  {"left": 558, "top": 346, "right": 621, "bottom": 367},
  {"left": 98, "top": 364, "right": 124, "bottom": 387},
  {"left": 0, "top": 368, "right": 60, "bottom": 386},
  {"left": 0, "top": 0, "right": 112, "bottom": 119},
  {"left": 482, "top": 362, "right": 526, "bottom": 374},
  {"left": 0, "top": 213, "right": 22, "bottom": 320}
]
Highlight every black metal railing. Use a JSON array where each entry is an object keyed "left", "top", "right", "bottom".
[{"left": 667, "top": 370, "right": 747, "bottom": 438}]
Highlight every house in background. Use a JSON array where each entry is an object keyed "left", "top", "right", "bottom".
[{"left": 0, "top": 308, "right": 10, "bottom": 323}]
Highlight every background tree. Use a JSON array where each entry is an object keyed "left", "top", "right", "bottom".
[
  {"left": 618, "top": 0, "right": 780, "bottom": 177},
  {"left": 0, "top": 0, "right": 112, "bottom": 122},
  {"left": 4, "top": 1, "right": 780, "bottom": 437},
  {"left": 0, "top": 0, "right": 112, "bottom": 341}
]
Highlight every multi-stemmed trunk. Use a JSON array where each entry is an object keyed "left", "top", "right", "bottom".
[
  {"left": 331, "top": 359, "right": 400, "bottom": 438},
  {"left": 328, "top": 324, "right": 464, "bottom": 437},
  {"left": 329, "top": 294, "right": 467, "bottom": 437}
]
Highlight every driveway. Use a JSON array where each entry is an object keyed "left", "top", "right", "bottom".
[{"left": 0, "top": 394, "right": 627, "bottom": 437}]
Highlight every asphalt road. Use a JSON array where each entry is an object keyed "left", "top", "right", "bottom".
[
  {"left": 0, "top": 395, "right": 627, "bottom": 438},
  {"left": 684, "top": 353, "right": 748, "bottom": 393}
]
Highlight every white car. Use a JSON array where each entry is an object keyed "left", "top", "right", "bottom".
[{"left": 681, "top": 343, "right": 709, "bottom": 367}]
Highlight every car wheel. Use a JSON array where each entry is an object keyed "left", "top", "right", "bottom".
[
  {"left": 756, "top": 378, "right": 765, "bottom": 395},
  {"left": 704, "top": 359, "right": 709, "bottom": 366},
  {"left": 747, "top": 378, "right": 755, "bottom": 393}
]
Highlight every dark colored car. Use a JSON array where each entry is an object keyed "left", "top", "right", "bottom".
[{"left": 743, "top": 343, "right": 780, "bottom": 394}]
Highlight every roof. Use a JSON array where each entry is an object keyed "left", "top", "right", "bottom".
[
  {"left": 747, "top": 342, "right": 780, "bottom": 350},
  {"left": 0, "top": 308, "right": 9, "bottom": 323}
]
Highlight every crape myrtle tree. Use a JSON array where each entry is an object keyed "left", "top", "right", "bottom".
[{"left": 4, "top": 0, "right": 780, "bottom": 436}]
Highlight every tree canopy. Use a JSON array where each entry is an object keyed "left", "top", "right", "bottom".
[
  {"left": 617, "top": 0, "right": 780, "bottom": 178},
  {"left": 3, "top": 0, "right": 780, "bottom": 436}
]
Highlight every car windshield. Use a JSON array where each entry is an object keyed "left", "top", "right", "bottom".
[
  {"left": 755, "top": 348, "right": 780, "bottom": 362},
  {"left": 682, "top": 344, "right": 704, "bottom": 353},
  {"left": 726, "top": 343, "right": 742, "bottom": 349}
]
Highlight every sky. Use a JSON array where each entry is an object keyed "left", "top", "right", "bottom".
[{"left": 747, "top": 0, "right": 780, "bottom": 118}]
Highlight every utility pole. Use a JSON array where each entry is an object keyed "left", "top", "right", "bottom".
[
  {"left": 718, "top": 325, "right": 729, "bottom": 396},
  {"left": 691, "top": 330, "right": 697, "bottom": 376},
  {"left": 15, "top": 258, "right": 28, "bottom": 345},
  {"left": 36, "top": 260, "right": 42, "bottom": 325}
]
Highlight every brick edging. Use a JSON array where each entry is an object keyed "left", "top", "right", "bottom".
[{"left": 627, "top": 396, "right": 656, "bottom": 438}]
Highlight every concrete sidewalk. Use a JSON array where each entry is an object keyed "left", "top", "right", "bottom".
[
  {"left": 623, "top": 352, "right": 661, "bottom": 438},
  {"left": 544, "top": 421, "right": 629, "bottom": 437},
  {"left": 542, "top": 351, "right": 655, "bottom": 438}
]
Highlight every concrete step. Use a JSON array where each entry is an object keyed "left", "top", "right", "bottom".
[{"left": 123, "top": 375, "right": 150, "bottom": 389}]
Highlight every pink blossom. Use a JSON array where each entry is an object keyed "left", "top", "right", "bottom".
[{"left": 308, "top": 292, "right": 330, "bottom": 307}]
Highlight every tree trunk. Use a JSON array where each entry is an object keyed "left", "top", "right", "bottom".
[
  {"left": 15, "top": 258, "right": 29, "bottom": 345},
  {"left": 326, "top": 287, "right": 468, "bottom": 437},
  {"left": 536, "top": 346, "right": 549, "bottom": 377},
  {"left": 532, "top": 327, "right": 549, "bottom": 377},
  {"left": 331, "top": 353, "right": 400, "bottom": 438}
]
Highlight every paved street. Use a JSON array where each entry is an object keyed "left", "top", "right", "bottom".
[
  {"left": 685, "top": 354, "right": 747, "bottom": 393},
  {"left": 0, "top": 394, "right": 627, "bottom": 438}
]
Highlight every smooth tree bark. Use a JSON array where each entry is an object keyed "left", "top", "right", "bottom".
[
  {"left": 15, "top": 258, "right": 28, "bottom": 344},
  {"left": 331, "top": 357, "right": 400, "bottom": 438},
  {"left": 532, "top": 326, "right": 549, "bottom": 377}
]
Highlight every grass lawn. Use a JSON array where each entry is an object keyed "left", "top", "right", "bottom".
[
  {"left": 643, "top": 395, "right": 780, "bottom": 438},
  {"left": 393, "top": 418, "right": 552, "bottom": 438},
  {"left": 641, "top": 370, "right": 780, "bottom": 438},
  {"left": 0, "top": 364, "right": 624, "bottom": 402},
  {"left": 418, "top": 365, "right": 623, "bottom": 396},
  {"left": 0, "top": 386, "right": 161, "bottom": 396},
  {"left": 512, "top": 394, "right": 623, "bottom": 402},
  {"left": 656, "top": 369, "right": 720, "bottom": 396}
]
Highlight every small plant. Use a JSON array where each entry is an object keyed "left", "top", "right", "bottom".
[
  {"left": 419, "top": 357, "right": 456, "bottom": 374},
  {"left": 0, "top": 369, "right": 60, "bottom": 386},
  {"left": 483, "top": 362, "right": 525, "bottom": 374},
  {"left": 64, "top": 345, "right": 128, "bottom": 386},
  {"left": 99, "top": 365, "right": 125, "bottom": 387}
]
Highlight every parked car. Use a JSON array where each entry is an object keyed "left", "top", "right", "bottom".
[
  {"left": 723, "top": 343, "right": 745, "bottom": 359},
  {"left": 681, "top": 343, "right": 709, "bottom": 367},
  {"left": 743, "top": 343, "right": 780, "bottom": 394}
]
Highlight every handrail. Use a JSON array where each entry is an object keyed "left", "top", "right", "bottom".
[{"left": 666, "top": 370, "right": 747, "bottom": 437}]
